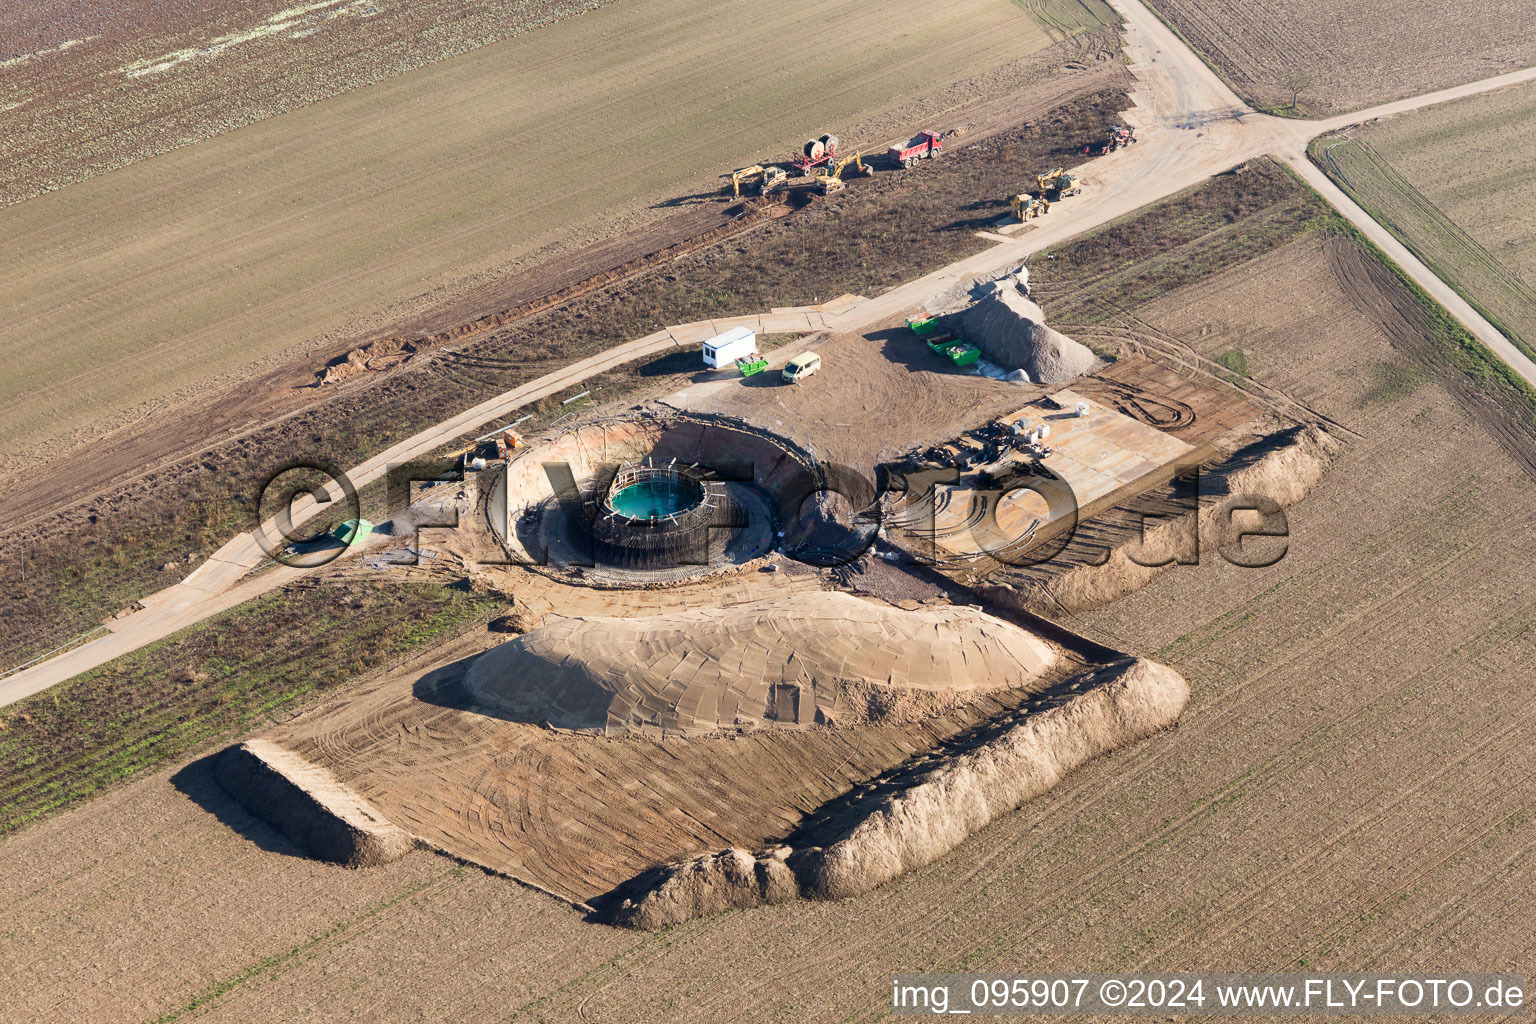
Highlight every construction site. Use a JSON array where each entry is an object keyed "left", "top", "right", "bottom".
[
  {"left": 6, "top": 0, "right": 1536, "bottom": 1018},
  {"left": 198, "top": 147, "right": 1337, "bottom": 926}
]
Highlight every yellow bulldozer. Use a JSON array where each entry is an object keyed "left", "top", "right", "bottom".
[
  {"left": 1035, "top": 167, "right": 1084, "bottom": 199},
  {"left": 812, "top": 150, "right": 873, "bottom": 195},
  {"left": 1010, "top": 192, "right": 1050, "bottom": 221},
  {"left": 723, "top": 164, "right": 788, "bottom": 198}
]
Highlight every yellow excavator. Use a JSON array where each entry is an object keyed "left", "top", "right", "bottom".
[
  {"left": 812, "top": 150, "right": 873, "bottom": 195},
  {"left": 1010, "top": 192, "right": 1050, "bottom": 221},
  {"left": 723, "top": 164, "right": 788, "bottom": 198},
  {"left": 1035, "top": 167, "right": 1084, "bottom": 199}
]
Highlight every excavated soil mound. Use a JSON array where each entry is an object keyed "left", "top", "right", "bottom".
[
  {"left": 215, "top": 740, "right": 417, "bottom": 868},
  {"left": 606, "top": 656, "right": 1189, "bottom": 929},
  {"left": 463, "top": 592, "right": 1056, "bottom": 737},
  {"left": 960, "top": 287, "right": 1102, "bottom": 383}
]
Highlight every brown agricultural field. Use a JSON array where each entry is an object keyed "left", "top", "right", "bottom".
[
  {"left": 1141, "top": 0, "right": 1536, "bottom": 114},
  {"left": 1313, "top": 79, "right": 1536, "bottom": 361},
  {"left": 0, "top": 0, "right": 607, "bottom": 204},
  {"left": 0, "top": 0, "right": 1116, "bottom": 470},
  {"left": 7, "top": 170, "right": 1536, "bottom": 1020}
]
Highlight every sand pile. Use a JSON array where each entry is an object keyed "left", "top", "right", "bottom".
[
  {"left": 463, "top": 592, "right": 1056, "bottom": 737},
  {"left": 608, "top": 656, "right": 1190, "bottom": 928},
  {"left": 959, "top": 288, "right": 1102, "bottom": 383}
]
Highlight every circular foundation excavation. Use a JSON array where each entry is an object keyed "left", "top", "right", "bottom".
[{"left": 493, "top": 412, "right": 822, "bottom": 584}]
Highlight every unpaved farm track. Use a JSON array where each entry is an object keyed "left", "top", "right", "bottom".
[{"left": 1313, "top": 81, "right": 1536, "bottom": 363}]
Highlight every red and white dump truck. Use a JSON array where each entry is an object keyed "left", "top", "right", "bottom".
[{"left": 887, "top": 130, "right": 943, "bottom": 168}]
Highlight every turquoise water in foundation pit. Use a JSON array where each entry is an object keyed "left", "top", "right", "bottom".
[{"left": 609, "top": 480, "right": 697, "bottom": 519}]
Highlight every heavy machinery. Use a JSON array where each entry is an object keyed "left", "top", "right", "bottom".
[
  {"left": 1009, "top": 192, "right": 1050, "bottom": 220},
  {"left": 723, "top": 164, "right": 787, "bottom": 198},
  {"left": 812, "top": 150, "right": 872, "bottom": 195},
  {"left": 1035, "top": 167, "right": 1084, "bottom": 199},
  {"left": 888, "top": 129, "right": 943, "bottom": 168},
  {"left": 790, "top": 133, "right": 839, "bottom": 176},
  {"left": 1083, "top": 123, "right": 1137, "bottom": 156}
]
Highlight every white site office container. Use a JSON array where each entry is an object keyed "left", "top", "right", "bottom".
[{"left": 701, "top": 326, "right": 757, "bottom": 368}]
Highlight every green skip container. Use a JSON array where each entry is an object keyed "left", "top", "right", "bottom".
[
  {"left": 947, "top": 344, "right": 980, "bottom": 367},
  {"left": 332, "top": 518, "right": 374, "bottom": 546}
]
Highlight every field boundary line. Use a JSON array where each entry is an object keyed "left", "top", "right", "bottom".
[{"left": 1311, "top": 134, "right": 1536, "bottom": 365}]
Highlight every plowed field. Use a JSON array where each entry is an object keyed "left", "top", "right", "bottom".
[{"left": 1142, "top": 0, "right": 1536, "bottom": 114}]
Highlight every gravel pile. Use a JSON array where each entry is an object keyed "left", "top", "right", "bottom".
[{"left": 959, "top": 286, "right": 1102, "bottom": 383}]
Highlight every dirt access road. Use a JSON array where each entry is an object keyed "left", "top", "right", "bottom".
[{"left": 6, "top": 0, "right": 1536, "bottom": 707}]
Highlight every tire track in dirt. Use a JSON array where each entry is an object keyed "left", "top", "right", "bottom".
[{"left": 1325, "top": 233, "right": 1536, "bottom": 482}]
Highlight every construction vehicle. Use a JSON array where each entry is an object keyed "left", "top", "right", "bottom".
[
  {"left": 1009, "top": 192, "right": 1050, "bottom": 220},
  {"left": 790, "top": 133, "right": 839, "bottom": 176},
  {"left": 812, "top": 150, "right": 872, "bottom": 195},
  {"left": 888, "top": 129, "right": 943, "bottom": 168},
  {"left": 1083, "top": 123, "right": 1137, "bottom": 156},
  {"left": 723, "top": 164, "right": 787, "bottom": 198},
  {"left": 1035, "top": 167, "right": 1084, "bottom": 199}
]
